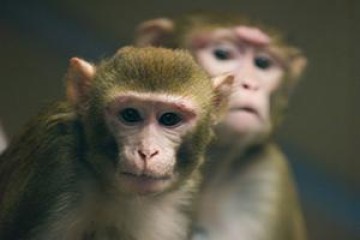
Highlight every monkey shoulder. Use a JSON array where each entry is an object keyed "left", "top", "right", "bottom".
[
  {"left": 3, "top": 101, "right": 77, "bottom": 154},
  {"left": 0, "top": 101, "right": 83, "bottom": 238}
]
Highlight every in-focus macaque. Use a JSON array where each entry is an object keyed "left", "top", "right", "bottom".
[
  {"left": 0, "top": 46, "right": 234, "bottom": 240},
  {"left": 135, "top": 12, "right": 308, "bottom": 240}
]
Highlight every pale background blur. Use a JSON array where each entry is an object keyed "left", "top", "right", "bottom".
[{"left": 0, "top": 0, "right": 359, "bottom": 239}]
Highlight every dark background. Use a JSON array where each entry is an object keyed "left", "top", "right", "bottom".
[{"left": 0, "top": 0, "right": 359, "bottom": 239}]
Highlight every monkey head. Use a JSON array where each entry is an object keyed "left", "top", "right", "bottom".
[
  {"left": 135, "top": 13, "right": 307, "bottom": 146},
  {"left": 66, "top": 46, "right": 233, "bottom": 195}
]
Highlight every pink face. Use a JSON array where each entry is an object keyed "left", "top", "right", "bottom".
[
  {"left": 105, "top": 92, "right": 199, "bottom": 195},
  {"left": 192, "top": 27, "right": 284, "bottom": 136}
]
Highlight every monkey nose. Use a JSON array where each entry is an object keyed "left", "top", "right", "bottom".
[
  {"left": 138, "top": 149, "right": 159, "bottom": 161},
  {"left": 241, "top": 79, "right": 259, "bottom": 91}
]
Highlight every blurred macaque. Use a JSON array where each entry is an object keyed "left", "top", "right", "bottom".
[
  {"left": 135, "top": 12, "right": 307, "bottom": 240},
  {"left": 0, "top": 46, "right": 233, "bottom": 240}
]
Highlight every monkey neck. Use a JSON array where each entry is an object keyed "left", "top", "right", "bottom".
[
  {"left": 210, "top": 124, "right": 273, "bottom": 155},
  {"left": 44, "top": 179, "right": 194, "bottom": 240}
]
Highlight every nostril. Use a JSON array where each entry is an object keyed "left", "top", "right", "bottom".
[
  {"left": 138, "top": 149, "right": 159, "bottom": 160},
  {"left": 242, "top": 82, "right": 250, "bottom": 89},
  {"left": 242, "top": 82, "right": 252, "bottom": 90},
  {"left": 138, "top": 150, "right": 146, "bottom": 160},
  {"left": 150, "top": 150, "right": 159, "bottom": 158},
  {"left": 241, "top": 80, "right": 258, "bottom": 90}
]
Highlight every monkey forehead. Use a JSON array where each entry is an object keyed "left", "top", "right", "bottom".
[
  {"left": 189, "top": 27, "right": 272, "bottom": 49},
  {"left": 187, "top": 28, "right": 237, "bottom": 48},
  {"left": 105, "top": 91, "right": 203, "bottom": 114},
  {"left": 96, "top": 47, "right": 213, "bottom": 93},
  {"left": 115, "top": 46, "right": 200, "bottom": 74}
]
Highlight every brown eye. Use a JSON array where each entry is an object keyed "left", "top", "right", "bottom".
[
  {"left": 254, "top": 56, "right": 272, "bottom": 69},
  {"left": 119, "top": 108, "right": 142, "bottom": 123},
  {"left": 159, "top": 112, "right": 182, "bottom": 127},
  {"left": 213, "top": 48, "right": 232, "bottom": 60}
]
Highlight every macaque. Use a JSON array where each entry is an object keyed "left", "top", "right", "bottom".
[
  {"left": 0, "top": 46, "right": 233, "bottom": 240},
  {"left": 135, "top": 12, "right": 307, "bottom": 240}
]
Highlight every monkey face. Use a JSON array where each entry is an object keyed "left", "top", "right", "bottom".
[
  {"left": 104, "top": 92, "right": 199, "bottom": 195},
  {"left": 191, "top": 28, "right": 284, "bottom": 137},
  {"left": 67, "top": 47, "right": 233, "bottom": 196}
]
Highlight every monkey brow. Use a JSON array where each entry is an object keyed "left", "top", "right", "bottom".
[
  {"left": 164, "top": 102, "right": 198, "bottom": 119},
  {"left": 108, "top": 92, "right": 199, "bottom": 116},
  {"left": 209, "top": 32, "right": 237, "bottom": 44}
]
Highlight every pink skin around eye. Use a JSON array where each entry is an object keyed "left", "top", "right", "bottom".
[
  {"left": 106, "top": 94, "right": 198, "bottom": 126},
  {"left": 234, "top": 26, "right": 271, "bottom": 46},
  {"left": 171, "top": 103, "right": 197, "bottom": 121}
]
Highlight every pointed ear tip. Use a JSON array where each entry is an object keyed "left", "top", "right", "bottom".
[
  {"left": 72, "top": 56, "right": 89, "bottom": 63},
  {"left": 69, "top": 57, "right": 83, "bottom": 67},
  {"left": 220, "top": 74, "right": 235, "bottom": 85},
  {"left": 212, "top": 73, "right": 235, "bottom": 88},
  {"left": 70, "top": 57, "right": 95, "bottom": 71},
  {"left": 137, "top": 18, "right": 174, "bottom": 32}
]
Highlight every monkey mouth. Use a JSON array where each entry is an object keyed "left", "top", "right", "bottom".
[
  {"left": 120, "top": 171, "right": 173, "bottom": 194},
  {"left": 121, "top": 172, "right": 171, "bottom": 181},
  {"left": 229, "top": 106, "right": 258, "bottom": 115}
]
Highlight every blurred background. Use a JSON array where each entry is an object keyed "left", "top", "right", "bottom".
[{"left": 0, "top": 0, "right": 359, "bottom": 239}]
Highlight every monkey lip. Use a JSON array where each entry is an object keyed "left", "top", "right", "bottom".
[
  {"left": 120, "top": 171, "right": 172, "bottom": 194},
  {"left": 120, "top": 172, "right": 172, "bottom": 195},
  {"left": 121, "top": 172, "right": 171, "bottom": 181},
  {"left": 229, "top": 106, "right": 258, "bottom": 115}
]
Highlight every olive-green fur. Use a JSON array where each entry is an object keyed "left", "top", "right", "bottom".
[
  {"left": 92, "top": 47, "right": 214, "bottom": 112},
  {"left": 0, "top": 102, "right": 79, "bottom": 239}
]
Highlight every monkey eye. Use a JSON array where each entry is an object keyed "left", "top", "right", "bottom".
[
  {"left": 254, "top": 55, "right": 272, "bottom": 70},
  {"left": 158, "top": 112, "right": 182, "bottom": 127},
  {"left": 119, "top": 108, "right": 142, "bottom": 124},
  {"left": 213, "top": 47, "right": 234, "bottom": 61}
]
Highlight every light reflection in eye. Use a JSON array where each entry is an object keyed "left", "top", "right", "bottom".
[
  {"left": 254, "top": 55, "right": 272, "bottom": 70},
  {"left": 119, "top": 108, "right": 142, "bottom": 124},
  {"left": 158, "top": 112, "right": 182, "bottom": 127},
  {"left": 212, "top": 42, "right": 237, "bottom": 61}
]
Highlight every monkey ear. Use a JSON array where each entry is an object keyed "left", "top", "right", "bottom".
[
  {"left": 65, "top": 57, "right": 96, "bottom": 107},
  {"left": 290, "top": 53, "right": 307, "bottom": 80},
  {"left": 135, "top": 18, "right": 175, "bottom": 47},
  {"left": 211, "top": 73, "right": 235, "bottom": 124}
]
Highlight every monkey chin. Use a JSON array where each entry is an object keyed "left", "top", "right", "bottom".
[
  {"left": 225, "top": 108, "right": 263, "bottom": 132},
  {"left": 118, "top": 172, "right": 175, "bottom": 196}
]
